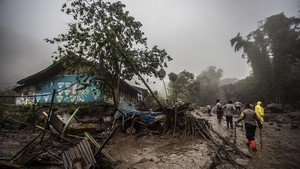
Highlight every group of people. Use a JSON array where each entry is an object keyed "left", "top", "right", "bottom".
[{"left": 207, "top": 99, "right": 265, "bottom": 151}]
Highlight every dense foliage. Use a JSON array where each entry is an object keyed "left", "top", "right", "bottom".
[
  {"left": 167, "top": 66, "right": 223, "bottom": 105},
  {"left": 166, "top": 13, "right": 299, "bottom": 107},
  {"left": 230, "top": 13, "right": 300, "bottom": 104},
  {"left": 46, "top": 0, "right": 172, "bottom": 106}
]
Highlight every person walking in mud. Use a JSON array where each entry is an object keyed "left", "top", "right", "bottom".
[
  {"left": 234, "top": 101, "right": 244, "bottom": 130},
  {"left": 206, "top": 104, "right": 212, "bottom": 116},
  {"left": 215, "top": 99, "right": 223, "bottom": 124},
  {"left": 255, "top": 101, "right": 264, "bottom": 127},
  {"left": 234, "top": 101, "right": 242, "bottom": 114},
  {"left": 224, "top": 101, "right": 236, "bottom": 129},
  {"left": 235, "top": 103, "right": 262, "bottom": 151}
]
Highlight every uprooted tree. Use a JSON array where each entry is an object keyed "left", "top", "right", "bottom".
[{"left": 45, "top": 0, "right": 172, "bottom": 107}]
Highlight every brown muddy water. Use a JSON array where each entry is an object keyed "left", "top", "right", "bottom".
[
  {"left": 247, "top": 122, "right": 300, "bottom": 169},
  {"left": 1, "top": 111, "right": 300, "bottom": 169},
  {"left": 107, "top": 134, "right": 213, "bottom": 169}
]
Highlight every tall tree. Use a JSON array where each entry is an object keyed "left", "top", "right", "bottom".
[
  {"left": 231, "top": 13, "right": 300, "bottom": 104},
  {"left": 195, "top": 66, "right": 223, "bottom": 105},
  {"left": 46, "top": 0, "right": 172, "bottom": 106},
  {"left": 167, "top": 67, "right": 222, "bottom": 105},
  {"left": 158, "top": 68, "right": 168, "bottom": 99},
  {"left": 167, "top": 70, "right": 194, "bottom": 103},
  {"left": 198, "top": 66, "right": 223, "bottom": 85},
  {"left": 262, "top": 13, "right": 300, "bottom": 103}
]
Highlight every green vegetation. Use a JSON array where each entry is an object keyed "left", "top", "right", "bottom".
[
  {"left": 230, "top": 13, "right": 300, "bottom": 105},
  {"left": 167, "top": 66, "right": 222, "bottom": 105},
  {"left": 45, "top": 0, "right": 172, "bottom": 108},
  {"left": 167, "top": 13, "right": 300, "bottom": 107}
]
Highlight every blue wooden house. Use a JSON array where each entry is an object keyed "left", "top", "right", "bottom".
[{"left": 14, "top": 63, "right": 147, "bottom": 105}]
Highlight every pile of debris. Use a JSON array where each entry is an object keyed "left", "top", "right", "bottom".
[
  {"left": 162, "top": 103, "right": 211, "bottom": 137},
  {"left": 0, "top": 99, "right": 253, "bottom": 169},
  {"left": 0, "top": 103, "right": 120, "bottom": 169},
  {"left": 113, "top": 99, "right": 211, "bottom": 137}
]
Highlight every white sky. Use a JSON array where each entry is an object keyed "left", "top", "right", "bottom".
[{"left": 0, "top": 0, "right": 299, "bottom": 89}]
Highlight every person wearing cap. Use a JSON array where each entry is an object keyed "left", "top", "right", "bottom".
[
  {"left": 235, "top": 103, "right": 262, "bottom": 151},
  {"left": 255, "top": 101, "right": 264, "bottom": 126}
]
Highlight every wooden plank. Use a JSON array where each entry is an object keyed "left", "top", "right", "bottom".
[
  {"left": 77, "top": 142, "right": 89, "bottom": 165},
  {"left": 0, "top": 160, "right": 22, "bottom": 168},
  {"left": 65, "top": 152, "right": 72, "bottom": 169},
  {"left": 80, "top": 141, "right": 92, "bottom": 164},
  {"left": 82, "top": 139, "right": 95, "bottom": 164},
  {"left": 62, "top": 152, "right": 70, "bottom": 169}
]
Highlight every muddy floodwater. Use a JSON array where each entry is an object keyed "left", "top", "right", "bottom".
[
  {"left": 1, "top": 110, "right": 300, "bottom": 169},
  {"left": 247, "top": 120, "right": 300, "bottom": 169},
  {"left": 209, "top": 111, "right": 300, "bottom": 169},
  {"left": 107, "top": 134, "right": 213, "bottom": 169},
  {"left": 107, "top": 111, "right": 300, "bottom": 169}
]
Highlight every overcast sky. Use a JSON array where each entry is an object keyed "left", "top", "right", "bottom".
[{"left": 0, "top": 0, "right": 299, "bottom": 89}]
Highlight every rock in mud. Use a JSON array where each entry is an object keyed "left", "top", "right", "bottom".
[{"left": 235, "top": 158, "right": 249, "bottom": 166}]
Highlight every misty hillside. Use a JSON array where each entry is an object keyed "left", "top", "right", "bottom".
[{"left": 220, "top": 78, "right": 239, "bottom": 86}]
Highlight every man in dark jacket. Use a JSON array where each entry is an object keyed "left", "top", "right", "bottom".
[{"left": 235, "top": 103, "right": 262, "bottom": 151}]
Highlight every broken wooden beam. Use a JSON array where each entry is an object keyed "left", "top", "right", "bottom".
[{"left": 0, "top": 160, "right": 22, "bottom": 168}]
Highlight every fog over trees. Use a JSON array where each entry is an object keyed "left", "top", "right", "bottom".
[{"left": 166, "top": 13, "right": 300, "bottom": 106}]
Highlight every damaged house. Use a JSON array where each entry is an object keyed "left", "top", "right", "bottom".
[{"left": 13, "top": 62, "right": 147, "bottom": 106}]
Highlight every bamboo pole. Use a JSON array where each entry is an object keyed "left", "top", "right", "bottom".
[
  {"left": 173, "top": 110, "right": 177, "bottom": 135},
  {"left": 40, "top": 89, "right": 56, "bottom": 143}
]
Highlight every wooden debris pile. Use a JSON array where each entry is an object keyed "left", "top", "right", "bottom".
[
  {"left": 161, "top": 103, "right": 211, "bottom": 138},
  {"left": 160, "top": 104, "right": 253, "bottom": 168},
  {"left": 0, "top": 102, "right": 118, "bottom": 169}
]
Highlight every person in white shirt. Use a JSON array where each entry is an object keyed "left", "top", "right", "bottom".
[
  {"left": 215, "top": 99, "right": 223, "bottom": 124},
  {"left": 224, "top": 100, "right": 236, "bottom": 129},
  {"left": 206, "top": 105, "right": 212, "bottom": 116}
]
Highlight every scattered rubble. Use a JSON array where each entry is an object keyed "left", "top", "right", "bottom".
[
  {"left": 0, "top": 100, "right": 255, "bottom": 169},
  {"left": 4, "top": 91, "right": 300, "bottom": 169}
]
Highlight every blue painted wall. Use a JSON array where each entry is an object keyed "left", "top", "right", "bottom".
[{"left": 34, "top": 75, "right": 104, "bottom": 103}]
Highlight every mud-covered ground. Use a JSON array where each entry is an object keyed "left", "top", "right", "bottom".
[
  {"left": 107, "top": 134, "right": 213, "bottom": 169},
  {"left": 1, "top": 110, "right": 300, "bottom": 169},
  {"left": 206, "top": 111, "right": 300, "bottom": 169},
  {"left": 107, "top": 110, "right": 300, "bottom": 169}
]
